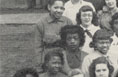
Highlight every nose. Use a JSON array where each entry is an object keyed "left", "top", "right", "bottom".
[
  {"left": 70, "top": 38, "right": 75, "bottom": 44},
  {"left": 103, "top": 43, "right": 108, "bottom": 47},
  {"left": 99, "top": 71, "right": 104, "bottom": 76},
  {"left": 55, "top": 63, "right": 60, "bottom": 68}
]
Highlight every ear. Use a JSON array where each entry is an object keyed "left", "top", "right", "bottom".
[{"left": 48, "top": 4, "right": 51, "bottom": 11}]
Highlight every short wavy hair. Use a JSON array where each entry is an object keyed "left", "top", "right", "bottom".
[
  {"left": 76, "top": 5, "right": 98, "bottom": 26},
  {"left": 13, "top": 68, "right": 38, "bottom": 77},
  {"left": 89, "top": 57, "right": 114, "bottom": 77},
  {"left": 60, "top": 25, "right": 85, "bottom": 47}
]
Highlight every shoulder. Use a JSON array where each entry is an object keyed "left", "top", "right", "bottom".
[
  {"left": 81, "top": 51, "right": 88, "bottom": 56},
  {"left": 61, "top": 16, "right": 73, "bottom": 24},
  {"left": 64, "top": 1, "right": 71, "bottom": 8},
  {"left": 83, "top": 52, "right": 96, "bottom": 60},
  {"left": 61, "top": 16, "right": 71, "bottom": 21},
  {"left": 37, "top": 13, "right": 49, "bottom": 23}
]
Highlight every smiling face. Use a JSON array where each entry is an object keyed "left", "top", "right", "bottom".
[
  {"left": 48, "top": 0, "right": 65, "bottom": 19},
  {"left": 80, "top": 11, "right": 93, "bottom": 27},
  {"left": 66, "top": 33, "right": 80, "bottom": 50},
  {"left": 95, "top": 63, "right": 109, "bottom": 77},
  {"left": 95, "top": 39, "right": 111, "bottom": 55},
  {"left": 47, "top": 56, "right": 62, "bottom": 74},
  {"left": 105, "top": 0, "right": 117, "bottom": 9}
]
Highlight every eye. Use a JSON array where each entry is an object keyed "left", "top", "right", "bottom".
[
  {"left": 102, "top": 69, "right": 107, "bottom": 71},
  {"left": 54, "top": 7, "right": 59, "bottom": 9},
  {"left": 60, "top": 7, "right": 65, "bottom": 10},
  {"left": 96, "top": 70, "right": 101, "bottom": 72}
]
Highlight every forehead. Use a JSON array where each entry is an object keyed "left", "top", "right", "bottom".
[
  {"left": 96, "top": 39, "right": 110, "bottom": 42},
  {"left": 96, "top": 63, "right": 108, "bottom": 69},
  {"left": 81, "top": 11, "right": 93, "bottom": 14},
  {"left": 66, "top": 33, "right": 79, "bottom": 37},
  {"left": 51, "top": 0, "right": 64, "bottom": 6},
  {"left": 49, "top": 56, "right": 61, "bottom": 61}
]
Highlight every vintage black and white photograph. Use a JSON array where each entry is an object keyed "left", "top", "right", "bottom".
[{"left": 0, "top": 0, "right": 118, "bottom": 77}]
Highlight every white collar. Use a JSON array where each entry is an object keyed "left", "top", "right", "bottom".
[{"left": 80, "top": 24, "right": 94, "bottom": 31}]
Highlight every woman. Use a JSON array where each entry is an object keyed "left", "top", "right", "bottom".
[
  {"left": 76, "top": 5, "right": 100, "bottom": 53},
  {"left": 98, "top": 0, "right": 118, "bottom": 31},
  {"left": 89, "top": 57, "right": 114, "bottom": 77}
]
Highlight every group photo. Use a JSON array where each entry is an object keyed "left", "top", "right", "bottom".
[{"left": 0, "top": 0, "right": 118, "bottom": 77}]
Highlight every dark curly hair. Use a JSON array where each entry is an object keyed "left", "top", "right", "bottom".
[
  {"left": 89, "top": 57, "right": 114, "bottom": 77},
  {"left": 13, "top": 68, "right": 39, "bottom": 77},
  {"left": 76, "top": 5, "right": 98, "bottom": 26},
  {"left": 60, "top": 25, "right": 85, "bottom": 47},
  {"left": 42, "top": 48, "right": 64, "bottom": 72}
]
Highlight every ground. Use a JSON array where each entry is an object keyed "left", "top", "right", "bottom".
[{"left": 0, "top": 8, "right": 48, "bottom": 77}]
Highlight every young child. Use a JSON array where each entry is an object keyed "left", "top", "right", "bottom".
[
  {"left": 35, "top": 0, "right": 72, "bottom": 64},
  {"left": 60, "top": 25, "right": 88, "bottom": 77},
  {"left": 39, "top": 49, "right": 68, "bottom": 77},
  {"left": 82, "top": 29, "right": 118, "bottom": 77}
]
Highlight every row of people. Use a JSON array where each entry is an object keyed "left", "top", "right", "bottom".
[
  {"left": 13, "top": 0, "right": 118, "bottom": 77},
  {"left": 34, "top": 0, "right": 118, "bottom": 77},
  {"left": 13, "top": 46, "right": 118, "bottom": 77}
]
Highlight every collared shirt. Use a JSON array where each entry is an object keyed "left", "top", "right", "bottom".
[
  {"left": 82, "top": 50, "right": 118, "bottom": 77},
  {"left": 62, "top": 48, "right": 88, "bottom": 75},
  {"left": 35, "top": 13, "right": 72, "bottom": 64},
  {"left": 63, "top": 0, "right": 95, "bottom": 24},
  {"left": 80, "top": 24, "right": 100, "bottom": 53}
]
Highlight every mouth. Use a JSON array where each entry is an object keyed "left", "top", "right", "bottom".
[{"left": 53, "top": 68, "right": 60, "bottom": 72}]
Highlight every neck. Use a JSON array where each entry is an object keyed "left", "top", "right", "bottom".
[
  {"left": 81, "top": 23, "right": 91, "bottom": 28},
  {"left": 66, "top": 47, "right": 79, "bottom": 53}
]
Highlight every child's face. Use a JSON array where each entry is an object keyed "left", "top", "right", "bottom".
[
  {"left": 95, "top": 39, "right": 111, "bottom": 55},
  {"left": 95, "top": 63, "right": 109, "bottom": 77},
  {"left": 48, "top": 1, "right": 65, "bottom": 19},
  {"left": 105, "top": 0, "right": 117, "bottom": 9},
  {"left": 47, "top": 56, "right": 62, "bottom": 74},
  {"left": 80, "top": 11, "right": 93, "bottom": 26},
  {"left": 66, "top": 33, "right": 80, "bottom": 50}
]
